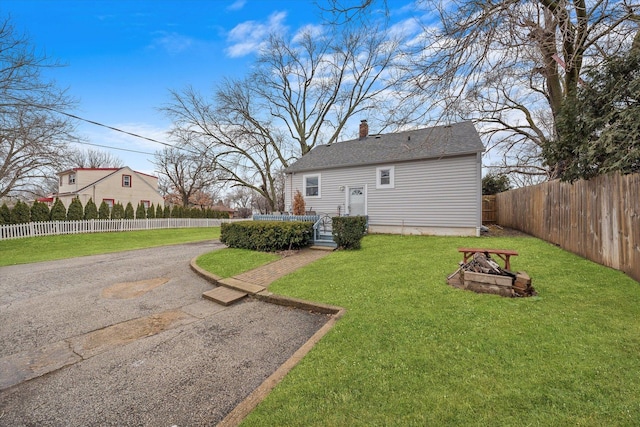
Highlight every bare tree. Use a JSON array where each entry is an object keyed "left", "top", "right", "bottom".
[
  {"left": 0, "top": 17, "right": 77, "bottom": 198},
  {"left": 153, "top": 145, "right": 220, "bottom": 207},
  {"left": 66, "top": 148, "right": 124, "bottom": 168},
  {"left": 164, "top": 22, "right": 408, "bottom": 211},
  {"left": 323, "top": 0, "right": 640, "bottom": 180}
]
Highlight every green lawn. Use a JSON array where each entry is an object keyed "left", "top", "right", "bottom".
[
  {"left": 196, "top": 248, "right": 281, "bottom": 278},
  {"left": 236, "top": 234, "right": 640, "bottom": 426},
  {"left": 0, "top": 227, "right": 220, "bottom": 266}
]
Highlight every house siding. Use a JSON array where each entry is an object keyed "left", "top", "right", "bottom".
[
  {"left": 285, "top": 154, "right": 481, "bottom": 235},
  {"left": 56, "top": 168, "right": 164, "bottom": 210}
]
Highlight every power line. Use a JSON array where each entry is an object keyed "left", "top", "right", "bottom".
[
  {"left": 70, "top": 140, "right": 155, "bottom": 156},
  {"left": 60, "top": 109, "right": 179, "bottom": 150},
  {"left": 7, "top": 95, "right": 201, "bottom": 155}
]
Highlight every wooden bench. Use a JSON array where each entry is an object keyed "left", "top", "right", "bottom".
[{"left": 458, "top": 248, "right": 519, "bottom": 270}]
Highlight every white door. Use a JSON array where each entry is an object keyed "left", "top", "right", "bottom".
[{"left": 348, "top": 186, "right": 366, "bottom": 216}]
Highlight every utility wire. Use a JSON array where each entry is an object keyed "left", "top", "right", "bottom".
[
  {"left": 70, "top": 140, "right": 155, "bottom": 156},
  {"left": 6, "top": 95, "right": 201, "bottom": 156}
]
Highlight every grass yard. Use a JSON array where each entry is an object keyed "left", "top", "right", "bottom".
[
  {"left": 0, "top": 227, "right": 220, "bottom": 266},
  {"left": 237, "top": 234, "right": 640, "bottom": 426},
  {"left": 196, "top": 248, "right": 281, "bottom": 278}
]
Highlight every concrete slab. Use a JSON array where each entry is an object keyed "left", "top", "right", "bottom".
[
  {"left": 203, "top": 287, "right": 248, "bottom": 306},
  {"left": 0, "top": 340, "right": 81, "bottom": 390},
  {"left": 218, "top": 277, "right": 266, "bottom": 294}
]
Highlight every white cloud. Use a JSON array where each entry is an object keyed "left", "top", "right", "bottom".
[
  {"left": 292, "top": 24, "right": 324, "bottom": 44},
  {"left": 225, "top": 11, "right": 288, "bottom": 58},
  {"left": 149, "top": 31, "right": 195, "bottom": 54},
  {"left": 227, "top": 0, "right": 246, "bottom": 11}
]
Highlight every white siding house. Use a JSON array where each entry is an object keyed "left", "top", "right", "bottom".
[
  {"left": 54, "top": 167, "right": 165, "bottom": 210},
  {"left": 284, "top": 121, "right": 485, "bottom": 236}
]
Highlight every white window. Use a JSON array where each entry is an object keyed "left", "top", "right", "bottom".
[
  {"left": 376, "top": 166, "right": 395, "bottom": 189},
  {"left": 303, "top": 174, "right": 321, "bottom": 198},
  {"left": 122, "top": 175, "right": 132, "bottom": 187},
  {"left": 142, "top": 200, "right": 150, "bottom": 209},
  {"left": 68, "top": 173, "right": 76, "bottom": 185},
  {"left": 103, "top": 199, "right": 114, "bottom": 209}
]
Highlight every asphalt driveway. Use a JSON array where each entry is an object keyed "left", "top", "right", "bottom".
[{"left": 0, "top": 241, "right": 330, "bottom": 426}]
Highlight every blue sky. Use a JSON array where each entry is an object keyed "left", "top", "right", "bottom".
[{"left": 2, "top": 0, "right": 412, "bottom": 175}]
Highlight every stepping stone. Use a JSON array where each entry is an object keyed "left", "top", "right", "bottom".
[{"left": 203, "top": 287, "right": 248, "bottom": 306}]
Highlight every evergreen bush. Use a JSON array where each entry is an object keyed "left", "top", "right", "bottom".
[
  {"left": 10, "top": 200, "right": 31, "bottom": 224},
  {"left": 163, "top": 205, "right": 171, "bottom": 218},
  {"left": 135, "top": 203, "right": 146, "bottom": 219},
  {"left": 147, "top": 203, "right": 156, "bottom": 219},
  {"left": 111, "top": 202, "right": 124, "bottom": 219},
  {"left": 220, "top": 221, "right": 313, "bottom": 251},
  {"left": 84, "top": 198, "right": 98, "bottom": 220},
  {"left": 50, "top": 199, "right": 67, "bottom": 221},
  {"left": 124, "top": 202, "right": 135, "bottom": 219},
  {"left": 31, "top": 201, "right": 50, "bottom": 222},
  {"left": 98, "top": 201, "right": 111, "bottom": 219},
  {"left": 332, "top": 216, "right": 368, "bottom": 249},
  {"left": 66, "top": 198, "right": 84, "bottom": 220},
  {"left": 171, "top": 206, "right": 182, "bottom": 218},
  {"left": 156, "top": 204, "right": 164, "bottom": 218},
  {"left": 0, "top": 203, "right": 10, "bottom": 224},
  {"left": 213, "top": 210, "right": 230, "bottom": 219}
]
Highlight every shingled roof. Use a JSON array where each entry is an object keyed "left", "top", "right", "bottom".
[{"left": 285, "top": 121, "right": 484, "bottom": 174}]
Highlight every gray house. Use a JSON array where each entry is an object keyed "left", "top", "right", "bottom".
[{"left": 284, "top": 121, "right": 485, "bottom": 236}]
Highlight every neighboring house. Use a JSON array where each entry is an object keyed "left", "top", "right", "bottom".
[
  {"left": 284, "top": 121, "right": 485, "bottom": 236},
  {"left": 52, "top": 167, "right": 164, "bottom": 211}
]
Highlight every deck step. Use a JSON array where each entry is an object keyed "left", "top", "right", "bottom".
[
  {"left": 316, "top": 234, "right": 334, "bottom": 240},
  {"left": 203, "top": 287, "right": 248, "bottom": 306}
]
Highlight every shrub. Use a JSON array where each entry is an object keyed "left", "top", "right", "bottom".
[
  {"left": 98, "top": 201, "right": 111, "bottom": 219},
  {"left": 207, "top": 209, "right": 230, "bottom": 219},
  {"left": 10, "top": 200, "right": 31, "bottom": 224},
  {"left": 189, "top": 207, "right": 203, "bottom": 218},
  {"left": 332, "top": 216, "right": 368, "bottom": 249},
  {"left": 135, "top": 203, "right": 146, "bottom": 219},
  {"left": 156, "top": 204, "right": 164, "bottom": 218},
  {"left": 292, "top": 190, "right": 306, "bottom": 215},
  {"left": 124, "top": 202, "right": 134, "bottom": 219},
  {"left": 147, "top": 203, "right": 156, "bottom": 219},
  {"left": 66, "top": 198, "right": 84, "bottom": 220},
  {"left": 50, "top": 199, "right": 67, "bottom": 221},
  {"left": 0, "top": 203, "right": 10, "bottom": 224},
  {"left": 31, "top": 201, "right": 50, "bottom": 222},
  {"left": 84, "top": 198, "right": 98, "bottom": 220},
  {"left": 111, "top": 202, "right": 124, "bottom": 219},
  {"left": 220, "top": 221, "right": 313, "bottom": 251},
  {"left": 163, "top": 205, "right": 171, "bottom": 218}
]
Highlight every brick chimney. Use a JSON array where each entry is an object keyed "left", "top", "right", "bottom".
[{"left": 359, "top": 120, "right": 369, "bottom": 140}]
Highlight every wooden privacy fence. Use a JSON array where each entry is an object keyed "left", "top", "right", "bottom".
[
  {"left": 496, "top": 173, "right": 640, "bottom": 283},
  {"left": 482, "top": 195, "right": 497, "bottom": 224},
  {"left": 0, "top": 218, "right": 234, "bottom": 241}
]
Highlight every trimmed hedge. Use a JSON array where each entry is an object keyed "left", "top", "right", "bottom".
[
  {"left": 332, "top": 216, "right": 368, "bottom": 249},
  {"left": 220, "top": 221, "right": 313, "bottom": 252}
]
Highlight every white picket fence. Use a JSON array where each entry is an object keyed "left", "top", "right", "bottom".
[{"left": 0, "top": 218, "right": 236, "bottom": 241}]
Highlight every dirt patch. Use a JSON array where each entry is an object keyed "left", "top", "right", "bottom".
[
  {"left": 68, "top": 310, "right": 196, "bottom": 359},
  {"left": 481, "top": 224, "right": 531, "bottom": 238},
  {"left": 101, "top": 277, "right": 169, "bottom": 299}
]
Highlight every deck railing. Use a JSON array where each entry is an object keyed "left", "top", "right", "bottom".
[{"left": 252, "top": 214, "right": 320, "bottom": 222}]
